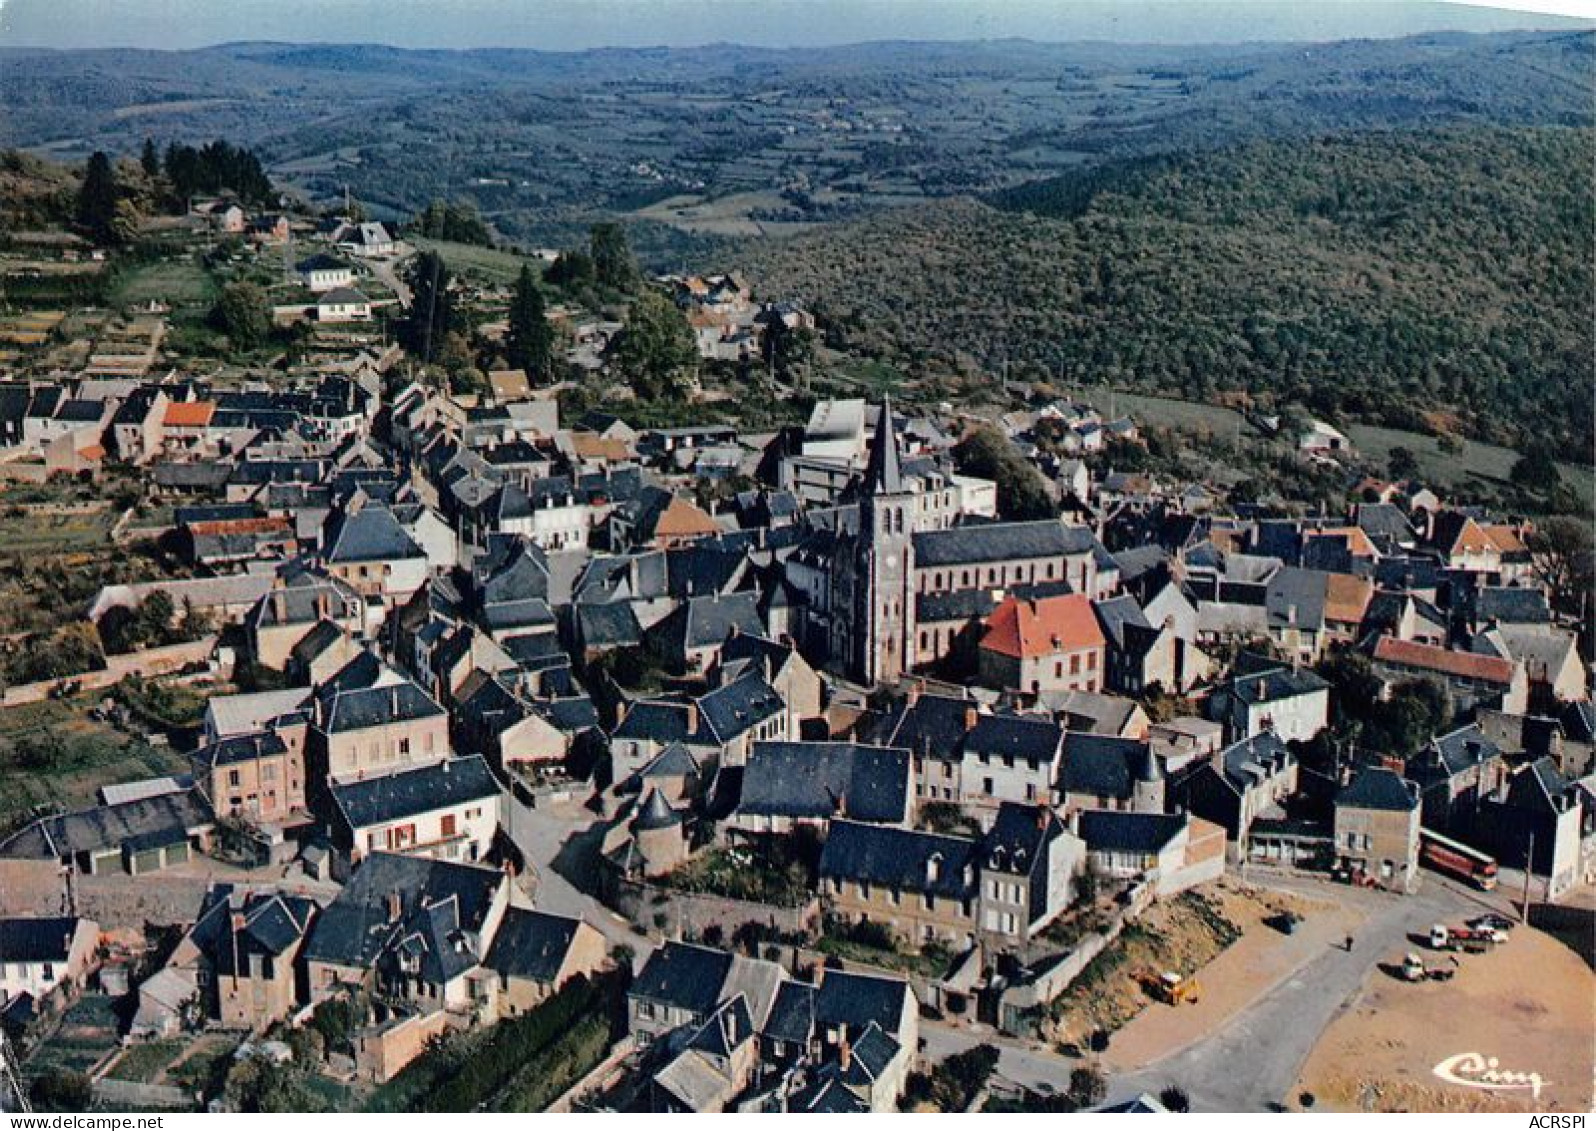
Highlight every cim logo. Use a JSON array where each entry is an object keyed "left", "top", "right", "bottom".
[{"left": 1431, "top": 1052, "right": 1548, "bottom": 1099}]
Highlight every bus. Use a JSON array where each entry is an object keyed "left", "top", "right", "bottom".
[{"left": 1419, "top": 828, "right": 1498, "bottom": 891}]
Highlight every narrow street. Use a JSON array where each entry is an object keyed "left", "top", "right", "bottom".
[{"left": 503, "top": 792, "right": 654, "bottom": 972}]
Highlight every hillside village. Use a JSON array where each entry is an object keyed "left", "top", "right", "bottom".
[{"left": 0, "top": 150, "right": 1591, "bottom": 1116}]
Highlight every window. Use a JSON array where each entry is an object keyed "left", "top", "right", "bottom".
[
  {"left": 983, "top": 777, "right": 994, "bottom": 795},
  {"left": 228, "top": 770, "right": 241, "bottom": 787},
  {"left": 399, "top": 737, "right": 411, "bottom": 756},
  {"left": 1070, "top": 655, "right": 1081, "bottom": 675},
  {"left": 441, "top": 814, "right": 457, "bottom": 838}
]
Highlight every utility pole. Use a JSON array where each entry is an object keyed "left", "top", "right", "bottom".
[{"left": 1520, "top": 829, "right": 1535, "bottom": 924}]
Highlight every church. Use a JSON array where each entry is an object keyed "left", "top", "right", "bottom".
[{"left": 822, "top": 400, "right": 1117, "bottom": 688}]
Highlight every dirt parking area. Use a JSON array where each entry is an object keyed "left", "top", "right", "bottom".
[
  {"left": 1295, "top": 923, "right": 1595, "bottom": 1112},
  {"left": 1105, "top": 881, "right": 1366, "bottom": 1072}
]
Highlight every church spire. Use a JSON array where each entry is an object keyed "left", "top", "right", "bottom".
[{"left": 864, "top": 396, "right": 903, "bottom": 495}]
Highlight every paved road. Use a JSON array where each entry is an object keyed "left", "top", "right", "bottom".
[
  {"left": 366, "top": 249, "right": 413, "bottom": 308},
  {"left": 504, "top": 792, "right": 654, "bottom": 972},
  {"left": 919, "top": 875, "right": 1479, "bottom": 1110},
  {"left": 1105, "top": 879, "right": 1474, "bottom": 1111}
]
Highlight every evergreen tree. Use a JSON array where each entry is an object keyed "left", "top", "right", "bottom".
[
  {"left": 589, "top": 221, "right": 637, "bottom": 292},
  {"left": 140, "top": 137, "right": 161, "bottom": 179},
  {"left": 506, "top": 263, "right": 555, "bottom": 380},
  {"left": 404, "top": 250, "right": 458, "bottom": 364},
  {"left": 615, "top": 289, "right": 697, "bottom": 402},
  {"left": 76, "top": 151, "right": 119, "bottom": 244}
]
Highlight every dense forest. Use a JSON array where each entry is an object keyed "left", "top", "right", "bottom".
[{"left": 733, "top": 126, "right": 1594, "bottom": 458}]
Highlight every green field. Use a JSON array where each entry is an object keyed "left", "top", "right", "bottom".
[
  {"left": 410, "top": 237, "right": 536, "bottom": 285},
  {"left": 108, "top": 256, "right": 218, "bottom": 310},
  {"left": 1073, "top": 389, "right": 1594, "bottom": 501},
  {"left": 0, "top": 696, "right": 188, "bottom": 836},
  {"left": 1077, "top": 390, "right": 1250, "bottom": 437},
  {"left": 1346, "top": 422, "right": 1594, "bottom": 499},
  {"left": 0, "top": 508, "right": 114, "bottom": 554}
]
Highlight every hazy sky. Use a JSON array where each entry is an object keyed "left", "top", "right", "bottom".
[{"left": 0, "top": 0, "right": 1588, "bottom": 50}]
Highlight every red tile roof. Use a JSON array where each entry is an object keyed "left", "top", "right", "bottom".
[
  {"left": 981, "top": 593, "right": 1105, "bottom": 660},
  {"left": 1372, "top": 636, "right": 1516, "bottom": 685}
]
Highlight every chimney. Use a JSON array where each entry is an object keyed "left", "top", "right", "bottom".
[
  {"left": 387, "top": 890, "right": 402, "bottom": 923},
  {"left": 964, "top": 706, "right": 978, "bottom": 732},
  {"left": 272, "top": 590, "right": 287, "bottom": 622},
  {"left": 615, "top": 701, "right": 630, "bottom": 728},
  {"left": 686, "top": 701, "right": 700, "bottom": 735},
  {"left": 839, "top": 1037, "right": 852, "bottom": 1072}
]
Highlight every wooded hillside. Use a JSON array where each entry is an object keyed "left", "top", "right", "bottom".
[{"left": 734, "top": 126, "right": 1594, "bottom": 458}]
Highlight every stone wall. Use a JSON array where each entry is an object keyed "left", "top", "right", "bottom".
[
  {"left": 608, "top": 876, "right": 818, "bottom": 942},
  {"left": 0, "top": 636, "right": 218, "bottom": 707}
]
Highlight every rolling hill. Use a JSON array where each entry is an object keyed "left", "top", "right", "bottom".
[{"left": 730, "top": 125, "right": 1594, "bottom": 459}]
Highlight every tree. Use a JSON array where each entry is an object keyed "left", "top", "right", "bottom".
[
  {"left": 212, "top": 282, "right": 271, "bottom": 352},
  {"left": 589, "top": 221, "right": 637, "bottom": 291},
  {"left": 1387, "top": 445, "right": 1419, "bottom": 480},
  {"left": 413, "top": 199, "right": 492, "bottom": 245},
  {"left": 1159, "top": 1085, "right": 1192, "bottom": 1112},
  {"left": 953, "top": 424, "right": 1057, "bottom": 520},
  {"left": 546, "top": 248, "right": 595, "bottom": 292},
  {"left": 1068, "top": 1064, "right": 1108, "bottom": 1109},
  {"left": 615, "top": 288, "right": 698, "bottom": 402},
  {"left": 505, "top": 264, "right": 555, "bottom": 380},
  {"left": 1511, "top": 448, "right": 1561, "bottom": 494},
  {"left": 76, "top": 151, "right": 120, "bottom": 244},
  {"left": 404, "top": 250, "right": 458, "bottom": 364},
  {"left": 1527, "top": 516, "right": 1595, "bottom": 617},
  {"left": 30, "top": 1068, "right": 94, "bottom": 1111},
  {"left": 140, "top": 137, "right": 161, "bottom": 179}
]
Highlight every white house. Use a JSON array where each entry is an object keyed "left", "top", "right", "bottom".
[
  {"left": 317, "top": 287, "right": 373, "bottom": 323},
  {"left": 0, "top": 917, "right": 100, "bottom": 1005},
  {"left": 297, "top": 254, "right": 355, "bottom": 294}
]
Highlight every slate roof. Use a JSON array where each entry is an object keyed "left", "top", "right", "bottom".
[
  {"left": 0, "top": 917, "right": 83, "bottom": 964},
  {"left": 1473, "top": 586, "right": 1551, "bottom": 626},
  {"left": 913, "top": 520, "right": 1092, "bottom": 568},
  {"left": 190, "top": 732, "right": 287, "bottom": 771},
  {"left": 880, "top": 693, "right": 974, "bottom": 761},
  {"left": 1337, "top": 767, "right": 1419, "bottom": 813},
  {"left": 321, "top": 680, "right": 445, "bottom": 734},
  {"left": 762, "top": 980, "right": 817, "bottom": 1048},
  {"left": 1059, "top": 734, "right": 1148, "bottom": 800},
  {"left": 819, "top": 820, "right": 977, "bottom": 901},
  {"left": 1216, "top": 732, "right": 1295, "bottom": 793},
  {"left": 631, "top": 940, "right": 734, "bottom": 1016},
  {"left": 0, "top": 789, "right": 213, "bottom": 860},
  {"left": 965, "top": 714, "right": 1063, "bottom": 763},
  {"left": 1094, "top": 594, "right": 1152, "bottom": 650},
  {"left": 484, "top": 907, "right": 585, "bottom": 983},
  {"left": 189, "top": 887, "right": 316, "bottom": 976},
  {"left": 736, "top": 742, "right": 911, "bottom": 824},
  {"left": 324, "top": 506, "right": 424, "bottom": 564},
  {"left": 695, "top": 672, "right": 785, "bottom": 744},
  {"left": 1078, "top": 810, "right": 1187, "bottom": 855},
  {"left": 916, "top": 588, "right": 997, "bottom": 623},
  {"left": 577, "top": 601, "right": 643, "bottom": 649},
  {"left": 301, "top": 853, "right": 504, "bottom": 982},
  {"left": 814, "top": 968, "right": 912, "bottom": 1038},
  {"left": 654, "top": 592, "right": 763, "bottom": 653},
  {"left": 1226, "top": 665, "right": 1330, "bottom": 705},
  {"left": 329, "top": 755, "right": 498, "bottom": 830}
]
